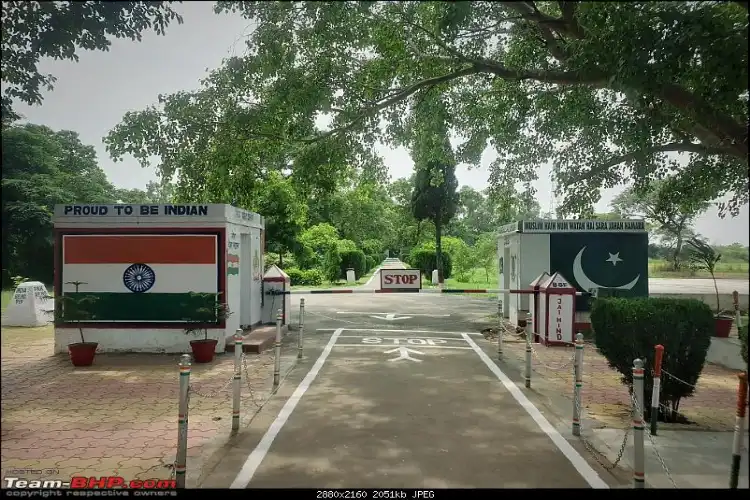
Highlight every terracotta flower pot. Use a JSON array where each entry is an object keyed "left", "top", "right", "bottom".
[
  {"left": 190, "top": 339, "right": 218, "bottom": 363},
  {"left": 68, "top": 342, "right": 98, "bottom": 367},
  {"left": 713, "top": 316, "right": 733, "bottom": 338}
]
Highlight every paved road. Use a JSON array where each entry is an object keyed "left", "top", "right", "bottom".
[
  {"left": 204, "top": 283, "right": 619, "bottom": 489},
  {"left": 648, "top": 278, "right": 748, "bottom": 295}
]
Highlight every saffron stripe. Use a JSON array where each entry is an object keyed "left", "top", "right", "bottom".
[{"left": 63, "top": 234, "right": 217, "bottom": 264}]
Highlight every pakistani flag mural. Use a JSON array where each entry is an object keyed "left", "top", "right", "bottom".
[
  {"left": 59, "top": 233, "right": 221, "bottom": 322},
  {"left": 549, "top": 232, "right": 649, "bottom": 311}
]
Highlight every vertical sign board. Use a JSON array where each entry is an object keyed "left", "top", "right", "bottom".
[
  {"left": 380, "top": 269, "right": 422, "bottom": 291},
  {"left": 539, "top": 272, "right": 576, "bottom": 346}
]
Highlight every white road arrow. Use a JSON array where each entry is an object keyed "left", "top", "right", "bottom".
[
  {"left": 370, "top": 313, "right": 413, "bottom": 321},
  {"left": 384, "top": 346, "right": 424, "bottom": 362}
]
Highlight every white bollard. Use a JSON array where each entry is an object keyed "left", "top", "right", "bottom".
[
  {"left": 497, "top": 302, "right": 503, "bottom": 360},
  {"left": 232, "top": 329, "right": 243, "bottom": 432},
  {"left": 572, "top": 332, "right": 584, "bottom": 436},
  {"left": 176, "top": 354, "right": 191, "bottom": 488},
  {"left": 633, "top": 358, "right": 646, "bottom": 488},
  {"left": 273, "top": 309, "right": 282, "bottom": 390},
  {"left": 298, "top": 298, "right": 305, "bottom": 359},
  {"left": 524, "top": 312, "right": 532, "bottom": 388}
]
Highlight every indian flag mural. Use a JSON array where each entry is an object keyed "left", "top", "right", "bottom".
[
  {"left": 227, "top": 253, "right": 239, "bottom": 275},
  {"left": 60, "top": 233, "right": 221, "bottom": 322}
]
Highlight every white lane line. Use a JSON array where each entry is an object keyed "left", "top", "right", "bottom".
[
  {"left": 460, "top": 333, "right": 608, "bottom": 489},
  {"left": 334, "top": 344, "right": 473, "bottom": 350},
  {"left": 363, "top": 268, "right": 381, "bottom": 287},
  {"left": 229, "top": 328, "right": 344, "bottom": 489},
  {"left": 316, "top": 328, "right": 483, "bottom": 336}
]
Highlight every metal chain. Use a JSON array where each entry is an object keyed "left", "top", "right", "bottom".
[
  {"left": 241, "top": 352, "right": 263, "bottom": 408},
  {"left": 530, "top": 345, "right": 576, "bottom": 371},
  {"left": 661, "top": 369, "right": 697, "bottom": 389},
  {"left": 189, "top": 373, "right": 234, "bottom": 399},
  {"left": 574, "top": 394, "right": 630, "bottom": 471},
  {"left": 629, "top": 394, "right": 678, "bottom": 488}
]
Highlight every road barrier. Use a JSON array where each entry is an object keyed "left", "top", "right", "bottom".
[
  {"left": 173, "top": 307, "right": 305, "bottom": 487},
  {"left": 268, "top": 288, "right": 587, "bottom": 295},
  {"left": 730, "top": 372, "right": 747, "bottom": 489}
]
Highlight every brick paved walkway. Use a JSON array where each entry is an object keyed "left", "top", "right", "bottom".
[
  {"left": 500, "top": 333, "right": 741, "bottom": 431},
  {"left": 0, "top": 325, "right": 290, "bottom": 486}
]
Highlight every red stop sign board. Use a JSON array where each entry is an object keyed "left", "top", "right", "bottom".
[{"left": 380, "top": 269, "right": 422, "bottom": 290}]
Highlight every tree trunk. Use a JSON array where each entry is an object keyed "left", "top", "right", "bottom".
[
  {"left": 279, "top": 252, "right": 283, "bottom": 267},
  {"left": 672, "top": 234, "right": 683, "bottom": 271},
  {"left": 435, "top": 221, "right": 444, "bottom": 285}
]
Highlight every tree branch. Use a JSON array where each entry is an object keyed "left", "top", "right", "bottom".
[{"left": 570, "top": 142, "right": 739, "bottom": 184}]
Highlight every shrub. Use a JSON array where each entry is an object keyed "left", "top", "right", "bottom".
[
  {"left": 739, "top": 318, "right": 748, "bottom": 365},
  {"left": 407, "top": 248, "right": 452, "bottom": 280},
  {"left": 301, "top": 269, "right": 323, "bottom": 286},
  {"left": 590, "top": 297, "right": 713, "bottom": 422},
  {"left": 285, "top": 268, "right": 306, "bottom": 286},
  {"left": 322, "top": 246, "right": 342, "bottom": 282},
  {"left": 264, "top": 252, "right": 280, "bottom": 271},
  {"left": 339, "top": 249, "right": 366, "bottom": 279},
  {"left": 285, "top": 268, "right": 324, "bottom": 286},
  {"left": 364, "top": 255, "right": 376, "bottom": 273}
]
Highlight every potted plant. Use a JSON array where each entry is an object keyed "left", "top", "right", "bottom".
[
  {"left": 687, "top": 237, "right": 733, "bottom": 338},
  {"left": 58, "top": 280, "right": 99, "bottom": 367},
  {"left": 183, "top": 291, "right": 230, "bottom": 363}
]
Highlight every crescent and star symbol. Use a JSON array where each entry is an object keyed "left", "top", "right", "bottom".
[{"left": 572, "top": 246, "right": 639, "bottom": 292}]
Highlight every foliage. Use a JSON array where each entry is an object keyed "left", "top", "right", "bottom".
[
  {"left": 339, "top": 249, "right": 367, "bottom": 279},
  {"left": 322, "top": 246, "right": 343, "bottom": 283},
  {"left": 56, "top": 292, "right": 99, "bottom": 345},
  {"left": 1, "top": 123, "right": 119, "bottom": 287},
  {"left": 10, "top": 275, "right": 28, "bottom": 289},
  {"left": 686, "top": 237, "right": 724, "bottom": 314},
  {"left": 408, "top": 248, "right": 453, "bottom": 281},
  {"left": 2, "top": 1, "right": 183, "bottom": 122},
  {"left": 590, "top": 297, "right": 713, "bottom": 422},
  {"left": 182, "top": 292, "right": 231, "bottom": 341},
  {"left": 201, "top": 1, "right": 747, "bottom": 218},
  {"left": 612, "top": 178, "right": 710, "bottom": 270},
  {"left": 474, "top": 233, "right": 498, "bottom": 283},
  {"left": 285, "top": 268, "right": 324, "bottom": 287},
  {"left": 364, "top": 255, "right": 377, "bottom": 274},
  {"left": 739, "top": 318, "right": 748, "bottom": 365}
]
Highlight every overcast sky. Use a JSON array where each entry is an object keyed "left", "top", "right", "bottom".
[{"left": 13, "top": 2, "right": 749, "bottom": 245}]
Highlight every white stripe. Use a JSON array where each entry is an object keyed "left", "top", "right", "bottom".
[
  {"left": 230, "top": 328, "right": 344, "bottom": 488},
  {"left": 62, "top": 264, "right": 217, "bottom": 294},
  {"left": 461, "top": 333, "right": 609, "bottom": 489}
]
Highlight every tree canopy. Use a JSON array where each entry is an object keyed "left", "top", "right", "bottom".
[
  {"left": 105, "top": 1, "right": 748, "bottom": 220},
  {"left": 1, "top": 1, "right": 183, "bottom": 122}
]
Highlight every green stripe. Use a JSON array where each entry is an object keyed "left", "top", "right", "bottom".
[{"left": 58, "top": 292, "right": 218, "bottom": 322}]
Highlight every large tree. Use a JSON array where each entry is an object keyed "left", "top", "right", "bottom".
[
  {"left": 612, "top": 179, "right": 710, "bottom": 270},
  {"left": 185, "top": 0, "right": 747, "bottom": 217},
  {"left": 1, "top": 124, "right": 117, "bottom": 285},
  {"left": 1, "top": 1, "right": 183, "bottom": 122}
]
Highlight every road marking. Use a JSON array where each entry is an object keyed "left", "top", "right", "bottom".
[
  {"left": 229, "top": 328, "right": 344, "bottom": 489},
  {"left": 336, "top": 312, "right": 451, "bottom": 317},
  {"left": 334, "top": 344, "right": 472, "bottom": 350},
  {"left": 370, "top": 313, "right": 413, "bottom": 321},
  {"left": 460, "top": 333, "right": 609, "bottom": 489},
  {"left": 385, "top": 346, "right": 423, "bottom": 362},
  {"left": 339, "top": 336, "right": 466, "bottom": 343},
  {"left": 317, "top": 328, "right": 483, "bottom": 336}
]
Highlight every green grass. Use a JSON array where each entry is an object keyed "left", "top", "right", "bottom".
[
  {"left": 648, "top": 259, "right": 748, "bottom": 279},
  {"left": 289, "top": 269, "right": 377, "bottom": 290}
]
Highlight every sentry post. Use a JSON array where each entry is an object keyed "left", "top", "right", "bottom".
[{"left": 380, "top": 269, "right": 422, "bottom": 291}]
